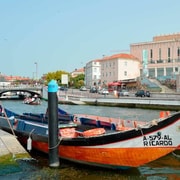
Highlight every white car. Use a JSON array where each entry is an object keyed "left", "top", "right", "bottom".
[
  {"left": 98, "top": 88, "right": 109, "bottom": 95},
  {"left": 80, "top": 86, "right": 87, "bottom": 91},
  {"left": 119, "top": 89, "right": 129, "bottom": 96}
]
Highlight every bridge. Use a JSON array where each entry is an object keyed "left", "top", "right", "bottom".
[{"left": 0, "top": 86, "right": 43, "bottom": 99}]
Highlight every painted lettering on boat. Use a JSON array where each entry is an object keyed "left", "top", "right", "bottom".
[{"left": 143, "top": 134, "right": 173, "bottom": 146}]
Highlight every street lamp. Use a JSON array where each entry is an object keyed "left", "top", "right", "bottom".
[
  {"left": 34, "top": 62, "right": 38, "bottom": 80},
  {"left": 32, "top": 72, "right": 35, "bottom": 79}
]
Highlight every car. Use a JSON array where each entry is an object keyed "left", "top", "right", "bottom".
[
  {"left": 135, "top": 90, "right": 145, "bottom": 97},
  {"left": 58, "top": 86, "right": 68, "bottom": 91},
  {"left": 118, "top": 89, "right": 129, "bottom": 96},
  {"left": 80, "top": 86, "right": 87, "bottom": 91},
  {"left": 135, "top": 90, "right": 150, "bottom": 97},
  {"left": 98, "top": 88, "right": 109, "bottom": 95},
  {"left": 89, "top": 87, "right": 98, "bottom": 93},
  {"left": 145, "top": 91, "right": 151, "bottom": 97}
]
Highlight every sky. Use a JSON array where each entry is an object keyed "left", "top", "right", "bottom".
[{"left": 0, "top": 0, "right": 180, "bottom": 78}]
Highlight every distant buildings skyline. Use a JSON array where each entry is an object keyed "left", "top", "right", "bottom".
[
  {"left": 2, "top": 32, "right": 180, "bottom": 87},
  {"left": 81, "top": 32, "right": 180, "bottom": 91}
]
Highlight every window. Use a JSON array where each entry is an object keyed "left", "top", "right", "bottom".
[
  {"left": 124, "top": 71, "right": 127, "bottom": 76},
  {"left": 168, "top": 48, "right": 171, "bottom": 62},
  {"left": 168, "top": 47, "right": 171, "bottom": 58},
  {"left": 178, "top": 48, "right": 180, "bottom": 57},
  {"left": 159, "top": 48, "right": 161, "bottom": 60},
  {"left": 150, "top": 49, "right": 153, "bottom": 59}
]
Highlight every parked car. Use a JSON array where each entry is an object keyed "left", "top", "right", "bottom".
[
  {"left": 146, "top": 91, "right": 151, "bottom": 97},
  {"left": 135, "top": 90, "right": 150, "bottom": 97},
  {"left": 118, "top": 89, "right": 129, "bottom": 96},
  {"left": 98, "top": 88, "right": 109, "bottom": 95},
  {"left": 89, "top": 87, "right": 98, "bottom": 93},
  {"left": 58, "top": 86, "right": 68, "bottom": 91},
  {"left": 79, "top": 86, "right": 87, "bottom": 91}
]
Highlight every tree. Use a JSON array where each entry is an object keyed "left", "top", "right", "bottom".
[
  {"left": 45, "top": 70, "right": 85, "bottom": 88},
  {"left": 70, "top": 74, "right": 85, "bottom": 88},
  {"left": 45, "top": 70, "right": 69, "bottom": 86}
]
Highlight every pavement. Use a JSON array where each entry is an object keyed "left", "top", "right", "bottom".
[{"left": 0, "top": 129, "right": 30, "bottom": 159}]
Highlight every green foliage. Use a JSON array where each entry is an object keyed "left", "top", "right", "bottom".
[
  {"left": 45, "top": 70, "right": 85, "bottom": 88},
  {"left": 45, "top": 70, "right": 69, "bottom": 86},
  {"left": 71, "top": 74, "right": 85, "bottom": 88}
]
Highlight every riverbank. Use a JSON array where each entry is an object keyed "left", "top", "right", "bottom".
[
  {"left": 0, "top": 129, "right": 30, "bottom": 176},
  {"left": 0, "top": 129, "right": 30, "bottom": 159},
  {"left": 55, "top": 93, "right": 180, "bottom": 110},
  {"left": 79, "top": 97, "right": 180, "bottom": 111},
  {"left": 41, "top": 86, "right": 180, "bottom": 110}
]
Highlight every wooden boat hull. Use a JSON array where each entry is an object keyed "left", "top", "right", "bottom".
[
  {"left": 59, "top": 146, "right": 175, "bottom": 168},
  {"left": 17, "top": 135, "right": 178, "bottom": 169}
]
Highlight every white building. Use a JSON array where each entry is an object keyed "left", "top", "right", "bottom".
[
  {"left": 85, "top": 59, "right": 101, "bottom": 88},
  {"left": 85, "top": 53, "right": 140, "bottom": 87},
  {"left": 101, "top": 53, "right": 140, "bottom": 84}
]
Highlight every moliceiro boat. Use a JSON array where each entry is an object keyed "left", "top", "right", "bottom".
[
  {"left": 23, "top": 95, "right": 41, "bottom": 105},
  {"left": 0, "top": 105, "right": 180, "bottom": 169}
]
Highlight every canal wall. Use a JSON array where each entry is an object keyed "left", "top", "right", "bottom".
[
  {"left": 41, "top": 86, "right": 180, "bottom": 110},
  {"left": 80, "top": 97, "right": 180, "bottom": 111}
]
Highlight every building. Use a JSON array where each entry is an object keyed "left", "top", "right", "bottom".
[
  {"left": 85, "top": 54, "right": 140, "bottom": 88},
  {"left": 130, "top": 33, "right": 180, "bottom": 79},
  {"left": 100, "top": 53, "right": 140, "bottom": 84},
  {"left": 85, "top": 59, "right": 101, "bottom": 88},
  {"left": 0, "top": 74, "right": 30, "bottom": 87},
  {"left": 71, "top": 68, "right": 85, "bottom": 78},
  {"left": 84, "top": 32, "right": 180, "bottom": 92}
]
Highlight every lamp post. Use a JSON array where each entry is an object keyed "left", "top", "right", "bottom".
[
  {"left": 32, "top": 72, "right": 35, "bottom": 80},
  {"left": 34, "top": 62, "right": 38, "bottom": 81}
]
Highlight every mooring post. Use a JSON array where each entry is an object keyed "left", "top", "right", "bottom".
[{"left": 48, "top": 79, "right": 60, "bottom": 167}]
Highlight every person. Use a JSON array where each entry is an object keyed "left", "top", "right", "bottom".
[
  {"left": 0, "top": 105, "right": 4, "bottom": 116},
  {"left": 117, "top": 91, "right": 120, "bottom": 98}
]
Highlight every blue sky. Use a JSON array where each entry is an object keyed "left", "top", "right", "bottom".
[{"left": 0, "top": 0, "right": 180, "bottom": 78}]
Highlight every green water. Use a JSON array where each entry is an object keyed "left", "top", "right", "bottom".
[{"left": 0, "top": 151, "right": 179, "bottom": 180}]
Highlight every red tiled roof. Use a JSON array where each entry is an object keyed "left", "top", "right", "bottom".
[
  {"left": 4, "top": 75, "right": 30, "bottom": 81},
  {"left": 110, "top": 53, "right": 138, "bottom": 60},
  {"left": 102, "top": 53, "right": 139, "bottom": 60},
  {"left": 75, "top": 68, "right": 84, "bottom": 72}
]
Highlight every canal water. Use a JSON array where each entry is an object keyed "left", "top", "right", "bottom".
[{"left": 0, "top": 100, "right": 180, "bottom": 180}]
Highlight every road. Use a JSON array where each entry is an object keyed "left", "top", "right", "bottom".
[{"left": 65, "top": 88, "right": 180, "bottom": 100}]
